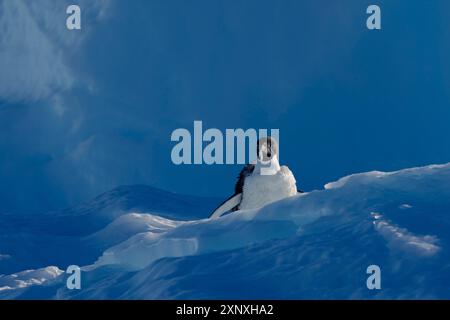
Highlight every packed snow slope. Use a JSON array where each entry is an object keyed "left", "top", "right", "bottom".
[
  {"left": 1, "top": 164, "right": 450, "bottom": 299},
  {"left": 0, "top": 186, "right": 219, "bottom": 275}
]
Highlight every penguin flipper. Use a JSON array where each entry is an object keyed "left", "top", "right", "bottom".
[{"left": 209, "top": 193, "right": 242, "bottom": 219}]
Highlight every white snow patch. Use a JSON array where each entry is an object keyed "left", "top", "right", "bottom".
[
  {"left": 371, "top": 212, "right": 440, "bottom": 256},
  {"left": 324, "top": 171, "right": 388, "bottom": 190},
  {"left": 0, "top": 266, "right": 63, "bottom": 292},
  {"left": 86, "top": 213, "right": 184, "bottom": 247},
  {"left": 325, "top": 163, "right": 450, "bottom": 190},
  {"left": 88, "top": 232, "right": 199, "bottom": 271}
]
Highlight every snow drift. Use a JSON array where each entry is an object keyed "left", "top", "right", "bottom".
[{"left": 1, "top": 163, "right": 450, "bottom": 299}]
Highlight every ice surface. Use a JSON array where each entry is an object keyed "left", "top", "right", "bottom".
[
  {"left": 0, "top": 266, "right": 63, "bottom": 298},
  {"left": 1, "top": 163, "right": 450, "bottom": 299}
]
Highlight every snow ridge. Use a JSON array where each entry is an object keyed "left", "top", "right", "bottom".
[{"left": 1, "top": 163, "right": 450, "bottom": 299}]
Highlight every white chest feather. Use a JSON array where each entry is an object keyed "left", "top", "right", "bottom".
[{"left": 239, "top": 165, "right": 297, "bottom": 210}]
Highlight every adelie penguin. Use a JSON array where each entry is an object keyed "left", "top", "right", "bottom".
[{"left": 210, "top": 136, "right": 302, "bottom": 219}]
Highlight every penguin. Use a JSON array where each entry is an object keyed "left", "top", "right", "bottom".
[{"left": 210, "top": 136, "right": 301, "bottom": 219}]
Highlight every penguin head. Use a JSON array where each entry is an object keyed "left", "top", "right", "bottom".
[{"left": 257, "top": 136, "right": 278, "bottom": 163}]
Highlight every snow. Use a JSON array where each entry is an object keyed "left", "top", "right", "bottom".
[
  {"left": 0, "top": 185, "right": 218, "bottom": 275},
  {"left": 85, "top": 213, "right": 184, "bottom": 248},
  {"left": 0, "top": 266, "right": 63, "bottom": 294},
  {"left": 1, "top": 163, "right": 450, "bottom": 299},
  {"left": 371, "top": 212, "right": 440, "bottom": 256}
]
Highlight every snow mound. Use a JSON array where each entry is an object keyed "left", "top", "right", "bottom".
[
  {"left": 2, "top": 163, "right": 450, "bottom": 299},
  {"left": 87, "top": 164, "right": 450, "bottom": 273},
  {"left": 0, "top": 185, "right": 218, "bottom": 275},
  {"left": 0, "top": 266, "right": 63, "bottom": 295},
  {"left": 85, "top": 213, "right": 184, "bottom": 248}
]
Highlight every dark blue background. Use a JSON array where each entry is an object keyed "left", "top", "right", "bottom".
[{"left": 1, "top": 0, "right": 449, "bottom": 214}]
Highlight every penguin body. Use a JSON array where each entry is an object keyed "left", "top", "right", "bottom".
[
  {"left": 210, "top": 137, "right": 300, "bottom": 219},
  {"left": 239, "top": 164, "right": 297, "bottom": 210}
]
